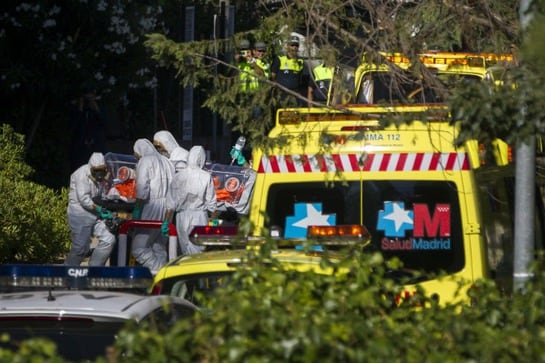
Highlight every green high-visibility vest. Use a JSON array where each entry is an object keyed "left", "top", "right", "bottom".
[
  {"left": 312, "top": 64, "right": 334, "bottom": 81},
  {"left": 238, "top": 62, "right": 255, "bottom": 92},
  {"left": 311, "top": 64, "right": 334, "bottom": 101},
  {"left": 239, "top": 60, "right": 270, "bottom": 92}
]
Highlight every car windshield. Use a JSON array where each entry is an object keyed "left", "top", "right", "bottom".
[
  {"left": 354, "top": 70, "right": 481, "bottom": 104},
  {"left": 0, "top": 302, "right": 196, "bottom": 361},
  {"left": 161, "top": 272, "right": 233, "bottom": 305}
]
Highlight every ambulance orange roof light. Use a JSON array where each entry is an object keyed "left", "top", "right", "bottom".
[{"left": 307, "top": 224, "right": 372, "bottom": 245}]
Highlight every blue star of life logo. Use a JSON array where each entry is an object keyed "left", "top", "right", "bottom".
[
  {"left": 284, "top": 203, "right": 336, "bottom": 238},
  {"left": 377, "top": 201, "right": 414, "bottom": 237}
]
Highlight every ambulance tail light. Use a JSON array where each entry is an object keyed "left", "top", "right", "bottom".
[
  {"left": 394, "top": 290, "right": 424, "bottom": 307},
  {"left": 469, "top": 138, "right": 512, "bottom": 168},
  {"left": 150, "top": 280, "right": 163, "bottom": 295},
  {"left": 307, "top": 224, "right": 371, "bottom": 245},
  {"left": 189, "top": 225, "right": 246, "bottom": 246}
]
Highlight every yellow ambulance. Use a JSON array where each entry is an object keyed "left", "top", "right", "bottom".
[
  {"left": 352, "top": 51, "right": 513, "bottom": 104},
  {"left": 246, "top": 51, "right": 542, "bottom": 305},
  {"left": 247, "top": 104, "right": 545, "bottom": 304},
  {"left": 160, "top": 51, "right": 535, "bottom": 306}
]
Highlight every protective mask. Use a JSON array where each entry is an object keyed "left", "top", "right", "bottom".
[{"left": 91, "top": 168, "right": 108, "bottom": 182}]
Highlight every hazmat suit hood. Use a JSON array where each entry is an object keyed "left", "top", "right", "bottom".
[
  {"left": 153, "top": 130, "right": 179, "bottom": 157},
  {"left": 171, "top": 146, "right": 189, "bottom": 170},
  {"left": 187, "top": 146, "right": 206, "bottom": 169},
  {"left": 134, "top": 138, "right": 158, "bottom": 158},
  {"left": 171, "top": 146, "right": 189, "bottom": 161},
  {"left": 88, "top": 152, "right": 106, "bottom": 169},
  {"left": 88, "top": 152, "right": 109, "bottom": 182}
]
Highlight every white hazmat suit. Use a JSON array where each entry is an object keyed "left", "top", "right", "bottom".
[
  {"left": 170, "top": 146, "right": 189, "bottom": 172},
  {"left": 65, "top": 152, "right": 116, "bottom": 266},
  {"left": 166, "top": 146, "right": 217, "bottom": 255},
  {"left": 153, "top": 130, "right": 179, "bottom": 157},
  {"left": 132, "top": 138, "right": 175, "bottom": 273}
]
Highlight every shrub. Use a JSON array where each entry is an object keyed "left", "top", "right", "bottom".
[
  {"left": 0, "top": 124, "right": 70, "bottom": 263},
  {"left": 5, "top": 244, "right": 545, "bottom": 362},
  {"left": 113, "top": 245, "right": 545, "bottom": 362}
]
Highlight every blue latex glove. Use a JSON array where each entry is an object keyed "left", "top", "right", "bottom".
[
  {"left": 161, "top": 220, "right": 170, "bottom": 237},
  {"left": 96, "top": 206, "right": 113, "bottom": 220},
  {"left": 230, "top": 147, "right": 247, "bottom": 166},
  {"left": 229, "top": 147, "right": 240, "bottom": 160},
  {"left": 236, "top": 153, "right": 247, "bottom": 166},
  {"left": 132, "top": 204, "right": 142, "bottom": 219}
]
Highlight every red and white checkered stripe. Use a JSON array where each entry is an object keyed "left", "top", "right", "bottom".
[{"left": 257, "top": 152, "right": 470, "bottom": 173}]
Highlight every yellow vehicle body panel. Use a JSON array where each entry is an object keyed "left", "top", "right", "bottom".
[{"left": 154, "top": 248, "right": 334, "bottom": 280}]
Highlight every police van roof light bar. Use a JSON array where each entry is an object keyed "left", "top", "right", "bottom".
[{"left": 0, "top": 264, "right": 153, "bottom": 292}]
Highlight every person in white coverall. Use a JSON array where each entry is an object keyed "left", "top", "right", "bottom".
[
  {"left": 153, "top": 130, "right": 189, "bottom": 171},
  {"left": 131, "top": 138, "right": 174, "bottom": 273},
  {"left": 65, "top": 152, "right": 116, "bottom": 266},
  {"left": 163, "top": 145, "right": 217, "bottom": 255}
]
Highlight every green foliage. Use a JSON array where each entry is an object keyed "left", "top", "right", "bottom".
[
  {"left": 109, "top": 244, "right": 545, "bottom": 362},
  {"left": 449, "top": 63, "right": 545, "bottom": 147},
  {"left": 0, "top": 124, "right": 70, "bottom": 263},
  {"left": 112, "top": 246, "right": 409, "bottom": 361},
  {"left": 0, "top": 335, "right": 64, "bottom": 363},
  {"left": 447, "top": 1, "right": 545, "bottom": 146},
  {"left": 8, "top": 247, "right": 545, "bottom": 361},
  {"left": 0, "top": 124, "right": 34, "bottom": 180},
  {"left": 145, "top": 0, "right": 520, "bottom": 149}
]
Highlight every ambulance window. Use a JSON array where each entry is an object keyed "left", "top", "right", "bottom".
[
  {"left": 160, "top": 272, "right": 233, "bottom": 305},
  {"left": 266, "top": 182, "right": 361, "bottom": 234},
  {"left": 363, "top": 180, "right": 464, "bottom": 275},
  {"left": 436, "top": 74, "right": 482, "bottom": 88},
  {"left": 265, "top": 180, "right": 464, "bottom": 276},
  {"left": 355, "top": 72, "right": 409, "bottom": 104}
]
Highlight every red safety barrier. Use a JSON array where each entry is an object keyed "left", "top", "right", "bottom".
[{"left": 117, "top": 220, "right": 177, "bottom": 267}]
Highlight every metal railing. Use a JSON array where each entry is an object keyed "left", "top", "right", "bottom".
[{"left": 116, "top": 220, "right": 178, "bottom": 267}]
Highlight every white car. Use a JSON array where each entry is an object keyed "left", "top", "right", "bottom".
[{"left": 0, "top": 265, "right": 198, "bottom": 361}]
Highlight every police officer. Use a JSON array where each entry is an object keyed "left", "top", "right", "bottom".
[
  {"left": 236, "top": 39, "right": 270, "bottom": 91},
  {"left": 251, "top": 41, "right": 271, "bottom": 87},
  {"left": 271, "top": 35, "right": 305, "bottom": 105},
  {"left": 308, "top": 48, "right": 338, "bottom": 105},
  {"left": 308, "top": 63, "right": 335, "bottom": 105},
  {"left": 236, "top": 39, "right": 254, "bottom": 93}
]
